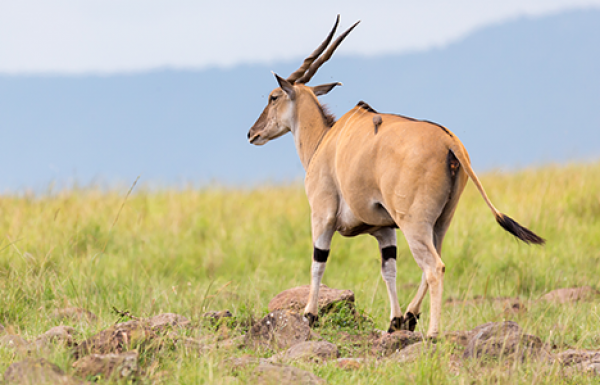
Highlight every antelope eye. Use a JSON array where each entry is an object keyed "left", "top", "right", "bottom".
[{"left": 270, "top": 95, "right": 278, "bottom": 102}]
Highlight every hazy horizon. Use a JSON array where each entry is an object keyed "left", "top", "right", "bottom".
[{"left": 1, "top": 8, "right": 599, "bottom": 192}]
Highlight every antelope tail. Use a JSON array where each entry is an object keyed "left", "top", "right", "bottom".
[{"left": 449, "top": 145, "right": 545, "bottom": 245}]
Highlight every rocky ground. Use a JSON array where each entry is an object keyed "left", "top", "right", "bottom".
[{"left": 1, "top": 284, "right": 600, "bottom": 384}]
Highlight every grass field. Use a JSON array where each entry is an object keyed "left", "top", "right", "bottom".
[{"left": 1, "top": 162, "right": 599, "bottom": 384}]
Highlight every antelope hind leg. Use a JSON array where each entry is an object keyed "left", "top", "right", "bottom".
[
  {"left": 404, "top": 229, "right": 445, "bottom": 338},
  {"left": 372, "top": 227, "right": 405, "bottom": 333}
]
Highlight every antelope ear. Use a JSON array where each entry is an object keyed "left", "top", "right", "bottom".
[
  {"left": 312, "top": 82, "right": 342, "bottom": 96},
  {"left": 274, "top": 73, "right": 296, "bottom": 100}
]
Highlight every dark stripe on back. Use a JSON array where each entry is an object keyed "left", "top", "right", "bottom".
[
  {"left": 421, "top": 120, "right": 452, "bottom": 136},
  {"left": 356, "top": 101, "right": 378, "bottom": 113},
  {"left": 313, "top": 247, "right": 330, "bottom": 263},
  {"left": 388, "top": 113, "right": 418, "bottom": 122}
]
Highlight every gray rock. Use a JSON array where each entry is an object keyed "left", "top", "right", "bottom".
[
  {"left": 213, "top": 335, "right": 246, "bottom": 350},
  {"left": 228, "top": 355, "right": 270, "bottom": 369},
  {"left": 336, "top": 357, "right": 364, "bottom": 370},
  {"left": 245, "top": 310, "right": 311, "bottom": 350},
  {"left": 442, "top": 330, "right": 473, "bottom": 348},
  {"left": 176, "top": 336, "right": 208, "bottom": 350},
  {"left": 253, "top": 363, "right": 325, "bottom": 384},
  {"left": 463, "top": 321, "right": 549, "bottom": 361},
  {"left": 539, "top": 286, "right": 600, "bottom": 304},
  {"left": 388, "top": 341, "right": 437, "bottom": 363},
  {"left": 557, "top": 349, "right": 600, "bottom": 375},
  {"left": 271, "top": 340, "right": 339, "bottom": 362},
  {"left": 73, "top": 350, "right": 139, "bottom": 380},
  {"left": 203, "top": 310, "right": 233, "bottom": 320},
  {"left": 73, "top": 320, "right": 161, "bottom": 359},
  {"left": 146, "top": 313, "right": 191, "bottom": 331},
  {"left": 268, "top": 284, "right": 354, "bottom": 313},
  {"left": 374, "top": 330, "right": 423, "bottom": 356},
  {"left": 0, "top": 334, "right": 29, "bottom": 353},
  {"left": 52, "top": 308, "right": 97, "bottom": 323},
  {"left": 34, "top": 325, "right": 77, "bottom": 349},
  {"left": 448, "top": 354, "right": 463, "bottom": 376},
  {"left": 4, "top": 358, "right": 87, "bottom": 385}
]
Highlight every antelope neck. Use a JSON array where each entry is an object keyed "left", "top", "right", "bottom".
[{"left": 292, "top": 98, "right": 330, "bottom": 170}]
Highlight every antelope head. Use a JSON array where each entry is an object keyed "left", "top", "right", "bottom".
[{"left": 248, "top": 15, "right": 360, "bottom": 146}]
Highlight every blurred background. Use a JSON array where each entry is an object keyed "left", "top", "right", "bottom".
[{"left": 0, "top": 0, "right": 599, "bottom": 191}]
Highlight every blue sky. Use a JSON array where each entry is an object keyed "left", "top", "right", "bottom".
[
  {"left": 1, "top": 0, "right": 600, "bottom": 74},
  {"left": 0, "top": 4, "right": 598, "bottom": 191}
]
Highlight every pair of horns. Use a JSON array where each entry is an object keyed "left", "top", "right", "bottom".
[{"left": 287, "top": 15, "right": 360, "bottom": 85}]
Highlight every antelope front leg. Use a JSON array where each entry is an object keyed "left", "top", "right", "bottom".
[
  {"left": 372, "top": 227, "right": 404, "bottom": 333},
  {"left": 303, "top": 216, "right": 335, "bottom": 327}
]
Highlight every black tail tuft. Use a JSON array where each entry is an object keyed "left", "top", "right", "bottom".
[{"left": 496, "top": 213, "right": 545, "bottom": 245}]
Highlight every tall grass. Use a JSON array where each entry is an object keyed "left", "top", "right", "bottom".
[{"left": 1, "top": 162, "right": 599, "bottom": 383}]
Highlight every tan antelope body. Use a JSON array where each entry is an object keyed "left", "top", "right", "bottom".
[{"left": 248, "top": 16, "right": 544, "bottom": 337}]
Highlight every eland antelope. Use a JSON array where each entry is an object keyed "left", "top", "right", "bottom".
[{"left": 247, "top": 16, "right": 544, "bottom": 337}]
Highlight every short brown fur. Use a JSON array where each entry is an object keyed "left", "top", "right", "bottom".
[{"left": 247, "top": 17, "right": 544, "bottom": 337}]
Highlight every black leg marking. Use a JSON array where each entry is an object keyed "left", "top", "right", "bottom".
[
  {"left": 388, "top": 316, "right": 404, "bottom": 333},
  {"left": 305, "top": 313, "right": 318, "bottom": 327},
  {"left": 313, "top": 247, "right": 329, "bottom": 263},
  {"left": 381, "top": 246, "right": 397, "bottom": 267},
  {"left": 401, "top": 312, "right": 420, "bottom": 332}
]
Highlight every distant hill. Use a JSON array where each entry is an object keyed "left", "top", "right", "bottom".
[{"left": 0, "top": 9, "right": 598, "bottom": 191}]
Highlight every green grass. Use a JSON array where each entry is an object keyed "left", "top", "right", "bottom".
[{"left": 1, "top": 162, "right": 600, "bottom": 384}]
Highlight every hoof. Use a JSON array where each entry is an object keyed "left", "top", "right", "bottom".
[
  {"left": 401, "top": 312, "right": 420, "bottom": 332},
  {"left": 304, "top": 313, "right": 318, "bottom": 327},
  {"left": 425, "top": 334, "right": 439, "bottom": 343},
  {"left": 387, "top": 316, "right": 404, "bottom": 333}
]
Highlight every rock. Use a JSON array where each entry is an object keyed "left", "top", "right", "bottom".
[
  {"left": 228, "top": 355, "right": 270, "bottom": 369},
  {"left": 4, "top": 358, "right": 87, "bottom": 385},
  {"left": 203, "top": 310, "right": 233, "bottom": 320},
  {"left": 73, "top": 320, "right": 162, "bottom": 359},
  {"left": 34, "top": 326, "right": 77, "bottom": 349},
  {"left": 73, "top": 350, "right": 139, "bottom": 380},
  {"left": 0, "top": 334, "right": 29, "bottom": 352},
  {"left": 388, "top": 341, "right": 437, "bottom": 363},
  {"left": 271, "top": 341, "right": 339, "bottom": 363},
  {"left": 52, "top": 307, "right": 97, "bottom": 323},
  {"left": 463, "top": 321, "right": 549, "bottom": 361},
  {"left": 374, "top": 330, "right": 423, "bottom": 356},
  {"left": 336, "top": 358, "right": 364, "bottom": 370},
  {"left": 215, "top": 335, "right": 245, "bottom": 349},
  {"left": 448, "top": 354, "right": 463, "bottom": 376},
  {"left": 539, "top": 286, "right": 600, "bottom": 304},
  {"left": 176, "top": 336, "right": 207, "bottom": 351},
  {"left": 442, "top": 330, "right": 473, "bottom": 348},
  {"left": 253, "top": 363, "right": 325, "bottom": 384},
  {"left": 245, "top": 310, "right": 311, "bottom": 350},
  {"left": 268, "top": 284, "right": 354, "bottom": 313},
  {"left": 146, "top": 313, "right": 191, "bottom": 331},
  {"left": 557, "top": 349, "right": 600, "bottom": 375}
]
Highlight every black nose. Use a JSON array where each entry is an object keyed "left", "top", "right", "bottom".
[{"left": 247, "top": 131, "right": 251, "bottom": 139}]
